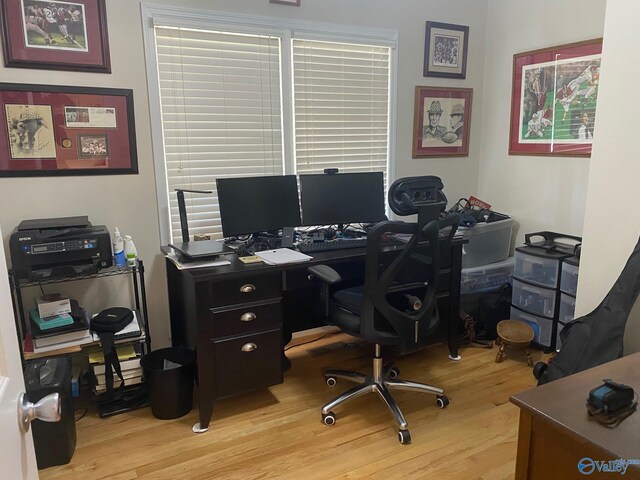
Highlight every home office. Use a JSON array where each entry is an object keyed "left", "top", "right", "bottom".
[{"left": 1, "top": 0, "right": 639, "bottom": 479}]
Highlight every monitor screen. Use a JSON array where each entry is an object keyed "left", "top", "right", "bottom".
[
  {"left": 216, "top": 175, "right": 302, "bottom": 237},
  {"left": 299, "top": 172, "right": 386, "bottom": 226}
]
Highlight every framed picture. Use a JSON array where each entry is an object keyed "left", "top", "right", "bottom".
[
  {"left": 0, "top": 83, "right": 137, "bottom": 177},
  {"left": 0, "top": 0, "right": 111, "bottom": 73},
  {"left": 269, "top": 0, "right": 300, "bottom": 6},
  {"left": 423, "top": 21, "right": 469, "bottom": 79},
  {"left": 412, "top": 86, "right": 473, "bottom": 158},
  {"left": 509, "top": 38, "right": 602, "bottom": 156}
]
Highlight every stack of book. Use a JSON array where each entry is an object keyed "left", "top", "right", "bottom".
[
  {"left": 89, "top": 344, "right": 144, "bottom": 394},
  {"left": 29, "top": 304, "right": 93, "bottom": 353}
]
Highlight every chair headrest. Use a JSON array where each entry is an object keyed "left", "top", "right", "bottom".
[{"left": 387, "top": 176, "right": 447, "bottom": 217}]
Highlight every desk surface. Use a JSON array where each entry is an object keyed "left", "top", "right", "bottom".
[
  {"left": 511, "top": 352, "right": 640, "bottom": 461},
  {"left": 165, "top": 237, "right": 465, "bottom": 280}
]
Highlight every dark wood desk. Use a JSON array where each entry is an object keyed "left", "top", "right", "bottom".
[
  {"left": 511, "top": 352, "right": 640, "bottom": 479},
  {"left": 165, "top": 239, "right": 463, "bottom": 432}
]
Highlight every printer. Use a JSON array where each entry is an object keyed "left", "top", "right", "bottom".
[{"left": 10, "top": 216, "right": 112, "bottom": 280}]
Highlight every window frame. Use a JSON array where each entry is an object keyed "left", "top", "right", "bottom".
[{"left": 141, "top": 4, "right": 398, "bottom": 245}]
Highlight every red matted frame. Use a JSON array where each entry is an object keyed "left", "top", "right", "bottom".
[
  {"left": 412, "top": 86, "right": 472, "bottom": 158},
  {"left": 509, "top": 38, "right": 602, "bottom": 157},
  {"left": 0, "top": 83, "right": 137, "bottom": 177},
  {"left": 0, "top": 0, "right": 110, "bottom": 73}
]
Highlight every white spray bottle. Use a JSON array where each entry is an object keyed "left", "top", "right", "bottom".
[{"left": 123, "top": 235, "right": 138, "bottom": 267}]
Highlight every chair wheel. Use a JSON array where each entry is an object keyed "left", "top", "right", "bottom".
[
  {"left": 326, "top": 376, "right": 337, "bottom": 387},
  {"left": 436, "top": 395, "right": 449, "bottom": 408},
  {"left": 388, "top": 367, "right": 400, "bottom": 379},
  {"left": 533, "top": 362, "right": 547, "bottom": 380},
  {"left": 398, "top": 429, "right": 411, "bottom": 444},
  {"left": 322, "top": 411, "right": 336, "bottom": 426}
]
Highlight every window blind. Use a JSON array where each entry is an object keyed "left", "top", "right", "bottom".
[
  {"left": 292, "top": 39, "right": 390, "bottom": 186},
  {"left": 155, "top": 26, "right": 284, "bottom": 242}
]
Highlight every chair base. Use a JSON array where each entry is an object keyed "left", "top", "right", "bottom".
[{"left": 320, "top": 346, "right": 448, "bottom": 444}]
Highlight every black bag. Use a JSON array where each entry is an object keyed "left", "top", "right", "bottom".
[
  {"left": 91, "top": 307, "right": 134, "bottom": 394},
  {"left": 537, "top": 237, "right": 640, "bottom": 385}
]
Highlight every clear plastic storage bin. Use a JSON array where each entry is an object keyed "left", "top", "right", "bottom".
[
  {"left": 560, "top": 260, "right": 579, "bottom": 295},
  {"left": 460, "top": 257, "right": 514, "bottom": 294},
  {"left": 559, "top": 293, "right": 576, "bottom": 323},
  {"left": 459, "top": 218, "right": 513, "bottom": 268},
  {"left": 510, "top": 306, "right": 554, "bottom": 347},
  {"left": 512, "top": 278, "right": 556, "bottom": 318},
  {"left": 514, "top": 250, "right": 562, "bottom": 288}
]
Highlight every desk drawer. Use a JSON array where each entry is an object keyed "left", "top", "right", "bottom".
[
  {"left": 211, "top": 300, "right": 282, "bottom": 338},
  {"left": 213, "top": 329, "right": 283, "bottom": 398},
  {"left": 210, "top": 272, "right": 282, "bottom": 307}
]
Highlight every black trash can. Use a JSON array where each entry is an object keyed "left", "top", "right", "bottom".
[{"left": 141, "top": 347, "right": 195, "bottom": 420}]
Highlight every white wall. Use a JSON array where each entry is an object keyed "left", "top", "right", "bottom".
[
  {"left": 479, "top": 0, "right": 607, "bottom": 247},
  {"left": 0, "top": 0, "right": 488, "bottom": 348},
  {"left": 578, "top": 1, "right": 640, "bottom": 353}
]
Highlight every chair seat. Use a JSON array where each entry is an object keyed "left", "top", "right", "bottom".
[{"left": 330, "top": 286, "right": 364, "bottom": 334}]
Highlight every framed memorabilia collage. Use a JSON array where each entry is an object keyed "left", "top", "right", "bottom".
[
  {"left": 509, "top": 38, "right": 602, "bottom": 156},
  {"left": 0, "top": 83, "right": 137, "bottom": 177}
]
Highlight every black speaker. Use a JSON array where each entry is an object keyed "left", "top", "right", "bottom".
[{"left": 24, "top": 357, "right": 76, "bottom": 469}]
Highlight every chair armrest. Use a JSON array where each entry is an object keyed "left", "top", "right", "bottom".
[{"left": 307, "top": 265, "right": 342, "bottom": 284}]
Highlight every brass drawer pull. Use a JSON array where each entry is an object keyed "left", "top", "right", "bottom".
[
  {"left": 240, "top": 312, "right": 256, "bottom": 322},
  {"left": 240, "top": 284, "right": 256, "bottom": 293},
  {"left": 241, "top": 343, "right": 257, "bottom": 352}
]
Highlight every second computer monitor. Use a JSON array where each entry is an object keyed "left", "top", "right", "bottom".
[
  {"left": 216, "top": 175, "right": 302, "bottom": 238},
  {"left": 300, "top": 172, "right": 386, "bottom": 226}
]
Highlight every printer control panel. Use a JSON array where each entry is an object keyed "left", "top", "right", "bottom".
[{"left": 27, "top": 238, "right": 98, "bottom": 255}]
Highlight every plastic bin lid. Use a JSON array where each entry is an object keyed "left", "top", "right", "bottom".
[{"left": 516, "top": 244, "right": 573, "bottom": 260}]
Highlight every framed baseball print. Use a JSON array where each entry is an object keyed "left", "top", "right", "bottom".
[
  {"left": 0, "top": 83, "right": 137, "bottom": 177},
  {"left": 0, "top": 0, "right": 111, "bottom": 72},
  {"left": 509, "top": 38, "right": 602, "bottom": 156},
  {"left": 413, "top": 86, "right": 472, "bottom": 158}
]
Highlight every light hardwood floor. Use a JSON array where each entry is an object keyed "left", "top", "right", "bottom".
[{"left": 41, "top": 334, "right": 541, "bottom": 480}]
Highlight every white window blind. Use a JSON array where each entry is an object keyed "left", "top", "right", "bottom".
[
  {"left": 292, "top": 39, "right": 390, "bottom": 186},
  {"left": 155, "top": 26, "right": 284, "bottom": 243}
]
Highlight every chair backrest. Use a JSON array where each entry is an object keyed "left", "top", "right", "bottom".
[{"left": 358, "top": 177, "right": 459, "bottom": 353}]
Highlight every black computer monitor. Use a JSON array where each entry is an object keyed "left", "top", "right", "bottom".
[
  {"left": 216, "top": 175, "right": 302, "bottom": 237},
  {"left": 299, "top": 172, "right": 386, "bottom": 226}
]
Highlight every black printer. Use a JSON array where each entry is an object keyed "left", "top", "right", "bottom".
[{"left": 10, "top": 216, "right": 112, "bottom": 280}]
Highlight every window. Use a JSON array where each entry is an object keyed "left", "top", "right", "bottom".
[{"left": 144, "top": 7, "right": 397, "bottom": 244}]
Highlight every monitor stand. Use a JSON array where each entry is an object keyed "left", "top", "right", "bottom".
[{"left": 168, "top": 239, "right": 235, "bottom": 262}]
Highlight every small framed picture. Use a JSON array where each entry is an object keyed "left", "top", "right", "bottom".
[
  {"left": 423, "top": 21, "right": 469, "bottom": 79},
  {"left": 412, "top": 86, "right": 473, "bottom": 158},
  {"left": 269, "top": 0, "right": 300, "bottom": 5},
  {"left": 78, "top": 134, "right": 109, "bottom": 159}
]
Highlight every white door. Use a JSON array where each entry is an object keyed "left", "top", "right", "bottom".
[{"left": 0, "top": 226, "right": 39, "bottom": 479}]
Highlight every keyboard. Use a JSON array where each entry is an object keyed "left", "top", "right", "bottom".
[{"left": 296, "top": 238, "right": 368, "bottom": 253}]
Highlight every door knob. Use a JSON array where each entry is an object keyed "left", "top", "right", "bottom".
[{"left": 18, "top": 392, "right": 61, "bottom": 433}]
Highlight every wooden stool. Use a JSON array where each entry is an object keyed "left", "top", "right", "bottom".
[{"left": 495, "top": 319, "right": 535, "bottom": 367}]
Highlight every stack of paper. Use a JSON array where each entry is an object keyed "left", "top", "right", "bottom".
[
  {"left": 92, "top": 357, "right": 143, "bottom": 394},
  {"left": 254, "top": 248, "right": 312, "bottom": 265}
]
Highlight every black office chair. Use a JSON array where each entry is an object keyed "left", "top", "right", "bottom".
[{"left": 307, "top": 176, "right": 460, "bottom": 444}]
